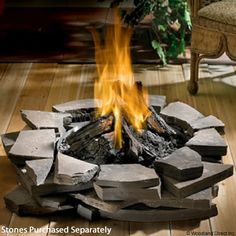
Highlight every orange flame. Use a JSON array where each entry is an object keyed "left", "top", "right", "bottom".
[{"left": 92, "top": 11, "right": 151, "bottom": 149}]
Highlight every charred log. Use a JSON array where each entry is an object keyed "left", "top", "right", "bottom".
[
  {"left": 123, "top": 120, "right": 177, "bottom": 167},
  {"left": 71, "top": 132, "right": 116, "bottom": 165},
  {"left": 64, "top": 115, "right": 114, "bottom": 154},
  {"left": 135, "top": 81, "right": 170, "bottom": 136},
  {"left": 63, "top": 108, "right": 97, "bottom": 126},
  {"left": 123, "top": 121, "right": 158, "bottom": 166},
  {"left": 147, "top": 106, "right": 176, "bottom": 137}
]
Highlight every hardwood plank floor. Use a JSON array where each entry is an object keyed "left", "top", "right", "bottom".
[{"left": 0, "top": 63, "right": 236, "bottom": 236}]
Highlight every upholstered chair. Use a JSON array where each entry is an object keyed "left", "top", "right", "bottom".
[{"left": 188, "top": 0, "right": 236, "bottom": 95}]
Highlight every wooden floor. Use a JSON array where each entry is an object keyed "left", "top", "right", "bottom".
[{"left": 0, "top": 63, "right": 236, "bottom": 236}]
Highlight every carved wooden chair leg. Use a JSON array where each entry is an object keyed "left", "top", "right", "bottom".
[{"left": 188, "top": 52, "right": 200, "bottom": 95}]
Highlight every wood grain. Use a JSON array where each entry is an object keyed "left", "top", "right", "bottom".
[
  {"left": 205, "top": 65, "right": 236, "bottom": 233},
  {"left": 0, "top": 63, "right": 57, "bottom": 236},
  {"left": 0, "top": 63, "right": 31, "bottom": 133}
]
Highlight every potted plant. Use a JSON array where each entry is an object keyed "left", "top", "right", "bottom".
[{"left": 108, "top": 0, "right": 191, "bottom": 64}]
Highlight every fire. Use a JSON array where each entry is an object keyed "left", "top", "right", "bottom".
[{"left": 92, "top": 11, "right": 151, "bottom": 149}]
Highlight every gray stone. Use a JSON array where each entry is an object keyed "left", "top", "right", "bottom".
[
  {"left": 95, "top": 164, "right": 159, "bottom": 188},
  {"left": 190, "top": 115, "right": 225, "bottom": 134},
  {"left": 1, "top": 132, "right": 19, "bottom": 154},
  {"left": 186, "top": 128, "right": 227, "bottom": 156},
  {"left": 162, "top": 162, "right": 233, "bottom": 198},
  {"left": 77, "top": 203, "right": 100, "bottom": 221},
  {"left": 149, "top": 95, "right": 166, "bottom": 113},
  {"left": 4, "top": 185, "right": 72, "bottom": 216},
  {"left": 52, "top": 99, "right": 101, "bottom": 113},
  {"left": 160, "top": 102, "right": 204, "bottom": 130},
  {"left": 15, "top": 166, "right": 93, "bottom": 196},
  {"left": 35, "top": 194, "right": 69, "bottom": 209},
  {"left": 9, "top": 129, "right": 55, "bottom": 165},
  {"left": 54, "top": 153, "right": 99, "bottom": 185},
  {"left": 154, "top": 147, "right": 203, "bottom": 181},
  {"left": 202, "top": 156, "right": 222, "bottom": 163},
  {"left": 143, "top": 187, "right": 215, "bottom": 209},
  {"left": 93, "top": 183, "right": 161, "bottom": 201},
  {"left": 25, "top": 159, "right": 53, "bottom": 185},
  {"left": 21, "top": 110, "right": 71, "bottom": 136},
  {"left": 71, "top": 190, "right": 136, "bottom": 213},
  {"left": 100, "top": 204, "right": 218, "bottom": 222},
  {"left": 73, "top": 186, "right": 215, "bottom": 212}
]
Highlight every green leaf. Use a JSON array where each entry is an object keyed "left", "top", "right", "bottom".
[
  {"left": 159, "top": 24, "right": 167, "bottom": 32},
  {"left": 151, "top": 40, "right": 167, "bottom": 65},
  {"left": 121, "top": 0, "right": 191, "bottom": 63},
  {"left": 184, "top": 7, "right": 192, "bottom": 29}
]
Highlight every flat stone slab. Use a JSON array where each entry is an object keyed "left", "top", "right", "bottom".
[
  {"left": 21, "top": 110, "right": 71, "bottom": 135},
  {"left": 100, "top": 204, "right": 217, "bottom": 222},
  {"left": 1, "top": 131, "right": 19, "bottom": 154},
  {"left": 144, "top": 187, "right": 215, "bottom": 209},
  {"left": 25, "top": 159, "right": 53, "bottom": 185},
  {"left": 77, "top": 203, "right": 100, "bottom": 221},
  {"left": 149, "top": 95, "right": 166, "bottom": 113},
  {"left": 95, "top": 164, "right": 159, "bottom": 188},
  {"left": 94, "top": 183, "right": 161, "bottom": 201},
  {"left": 162, "top": 162, "right": 233, "bottom": 198},
  {"left": 73, "top": 186, "right": 214, "bottom": 212},
  {"left": 35, "top": 194, "right": 69, "bottom": 209},
  {"left": 15, "top": 166, "right": 93, "bottom": 196},
  {"left": 4, "top": 185, "right": 72, "bottom": 216},
  {"left": 186, "top": 128, "right": 227, "bottom": 156},
  {"left": 190, "top": 115, "right": 225, "bottom": 134},
  {"left": 154, "top": 147, "right": 203, "bottom": 181},
  {"left": 54, "top": 153, "right": 99, "bottom": 185},
  {"left": 9, "top": 129, "right": 55, "bottom": 165},
  {"left": 202, "top": 156, "right": 222, "bottom": 163},
  {"left": 160, "top": 102, "right": 204, "bottom": 130},
  {"left": 53, "top": 96, "right": 166, "bottom": 114},
  {"left": 52, "top": 99, "right": 101, "bottom": 112},
  {"left": 71, "top": 190, "right": 136, "bottom": 213}
]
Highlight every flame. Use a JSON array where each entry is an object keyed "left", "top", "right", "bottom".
[{"left": 92, "top": 11, "right": 151, "bottom": 149}]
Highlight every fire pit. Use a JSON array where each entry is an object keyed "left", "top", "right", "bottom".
[
  {"left": 1, "top": 97, "right": 233, "bottom": 222},
  {"left": 1, "top": 11, "right": 234, "bottom": 222}
]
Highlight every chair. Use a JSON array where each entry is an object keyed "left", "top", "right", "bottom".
[{"left": 187, "top": 0, "right": 236, "bottom": 95}]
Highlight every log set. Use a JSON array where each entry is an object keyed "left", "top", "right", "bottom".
[
  {"left": 59, "top": 112, "right": 180, "bottom": 166},
  {"left": 1, "top": 96, "right": 234, "bottom": 222},
  {"left": 58, "top": 97, "right": 183, "bottom": 167}
]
